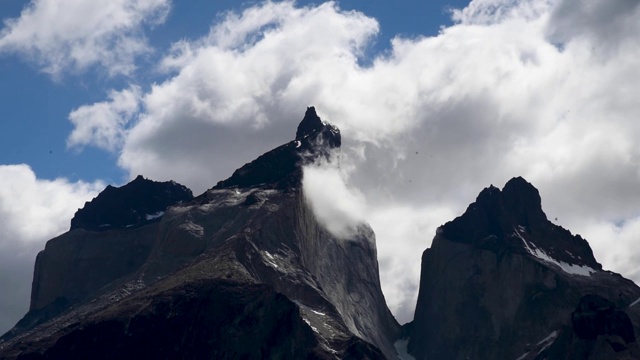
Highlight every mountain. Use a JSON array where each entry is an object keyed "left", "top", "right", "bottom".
[
  {"left": 408, "top": 177, "right": 640, "bottom": 359},
  {"left": 0, "top": 107, "right": 400, "bottom": 359},
  {"left": 3, "top": 107, "right": 640, "bottom": 360}
]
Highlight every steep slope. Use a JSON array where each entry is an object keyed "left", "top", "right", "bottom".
[
  {"left": 1, "top": 177, "right": 193, "bottom": 338},
  {"left": 409, "top": 177, "right": 640, "bottom": 360},
  {"left": 0, "top": 107, "right": 399, "bottom": 359}
]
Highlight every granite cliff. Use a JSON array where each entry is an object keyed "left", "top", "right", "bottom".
[{"left": 0, "top": 107, "right": 400, "bottom": 359}]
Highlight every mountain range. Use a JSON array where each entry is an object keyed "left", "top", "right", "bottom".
[{"left": 1, "top": 107, "right": 639, "bottom": 359}]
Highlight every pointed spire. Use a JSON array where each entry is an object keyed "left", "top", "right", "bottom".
[{"left": 295, "top": 106, "right": 324, "bottom": 140}]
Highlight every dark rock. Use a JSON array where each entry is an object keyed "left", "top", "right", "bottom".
[
  {"left": 296, "top": 106, "right": 325, "bottom": 140},
  {"left": 10, "top": 281, "right": 326, "bottom": 360},
  {"left": 70, "top": 176, "right": 193, "bottom": 231},
  {"left": 572, "top": 294, "right": 635, "bottom": 346},
  {"left": 409, "top": 177, "right": 640, "bottom": 360}
]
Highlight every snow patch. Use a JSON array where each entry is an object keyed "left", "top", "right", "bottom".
[
  {"left": 514, "top": 228, "right": 596, "bottom": 276},
  {"left": 99, "top": 224, "right": 111, "bottom": 227},
  {"left": 302, "top": 318, "right": 319, "bottom": 333},
  {"left": 145, "top": 211, "right": 164, "bottom": 220},
  {"left": 310, "top": 309, "right": 326, "bottom": 316},
  {"left": 630, "top": 297, "right": 640, "bottom": 307},
  {"left": 515, "top": 352, "right": 530, "bottom": 360},
  {"left": 536, "top": 330, "right": 558, "bottom": 354},
  {"left": 263, "top": 251, "right": 279, "bottom": 269},
  {"left": 394, "top": 339, "right": 415, "bottom": 360},
  {"left": 295, "top": 140, "right": 301, "bottom": 148},
  {"left": 179, "top": 221, "right": 204, "bottom": 237},
  {"left": 294, "top": 301, "right": 326, "bottom": 318}
]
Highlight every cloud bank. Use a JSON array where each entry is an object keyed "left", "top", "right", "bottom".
[
  {"left": 0, "top": 165, "right": 102, "bottom": 333},
  {"left": 35, "top": 0, "right": 640, "bottom": 324},
  {"left": 0, "top": 0, "right": 170, "bottom": 77}
]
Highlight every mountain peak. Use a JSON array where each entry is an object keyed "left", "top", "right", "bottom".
[
  {"left": 70, "top": 176, "right": 193, "bottom": 231},
  {"left": 214, "top": 107, "right": 340, "bottom": 190},
  {"left": 439, "top": 177, "right": 601, "bottom": 270},
  {"left": 295, "top": 106, "right": 324, "bottom": 140},
  {"left": 473, "top": 176, "right": 547, "bottom": 229},
  {"left": 412, "top": 178, "right": 636, "bottom": 360}
]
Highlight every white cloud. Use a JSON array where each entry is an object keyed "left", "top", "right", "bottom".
[
  {"left": 302, "top": 159, "right": 367, "bottom": 239},
  {"left": 0, "top": 165, "right": 103, "bottom": 334},
  {"left": 67, "top": 86, "right": 142, "bottom": 151},
  {"left": 114, "top": 1, "right": 380, "bottom": 191},
  {"left": 0, "top": 0, "right": 170, "bottom": 77},
  {"left": 67, "top": 0, "right": 640, "bottom": 322}
]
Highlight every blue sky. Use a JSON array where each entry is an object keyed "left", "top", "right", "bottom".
[{"left": 1, "top": 0, "right": 640, "bottom": 335}]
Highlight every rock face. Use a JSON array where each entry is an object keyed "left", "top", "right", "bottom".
[
  {"left": 0, "top": 108, "right": 399, "bottom": 360},
  {"left": 409, "top": 177, "right": 640, "bottom": 360}
]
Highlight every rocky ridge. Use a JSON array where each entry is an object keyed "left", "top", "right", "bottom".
[
  {"left": 70, "top": 175, "right": 193, "bottom": 231},
  {"left": 0, "top": 107, "right": 399, "bottom": 359}
]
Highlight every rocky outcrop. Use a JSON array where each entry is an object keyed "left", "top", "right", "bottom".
[
  {"left": 0, "top": 108, "right": 399, "bottom": 359},
  {"left": 70, "top": 175, "right": 193, "bottom": 231},
  {"left": 409, "top": 177, "right": 640, "bottom": 360}
]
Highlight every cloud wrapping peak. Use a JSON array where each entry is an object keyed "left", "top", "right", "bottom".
[
  {"left": 0, "top": 0, "right": 170, "bottom": 77},
  {"left": 63, "top": 0, "right": 640, "bottom": 323}
]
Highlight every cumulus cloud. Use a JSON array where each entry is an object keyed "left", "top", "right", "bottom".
[
  {"left": 67, "top": 86, "right": 142, "bottom": 151},
  {"left": 0, "top": 165, "right": 102, "bottom": 333},
  {"left": 113, "top": 1, "right": 380, "bottom": 192},
  {"left": 0, "top": 0, "right": 170, "bottom": 77},
  {"left": 67, "top": 0, "right": 640, "bottom": 322}
]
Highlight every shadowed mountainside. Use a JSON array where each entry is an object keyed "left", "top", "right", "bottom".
[
  {"left": 409, "top": 177, "right": 640, "bottom": 360},
  {"left": 0, "top": 107, "right": 399, "bottom": 360}
]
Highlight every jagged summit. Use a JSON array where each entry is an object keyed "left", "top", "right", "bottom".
[
  {"left": 70, "top": 175, "right": 193, "bottom": 231},
  {"left": 296, "top": 106, "right": 324, "bottom": 139},
  {"left": 214, "top": 106, "right": 340, "bottom": 190},
  {"left": 439, "top": 176, "right": 600, "bottom": 270}
]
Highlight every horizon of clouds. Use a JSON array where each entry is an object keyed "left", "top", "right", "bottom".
[{"left": 1, "top": 0, "right": 640, "bottom": 329}]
